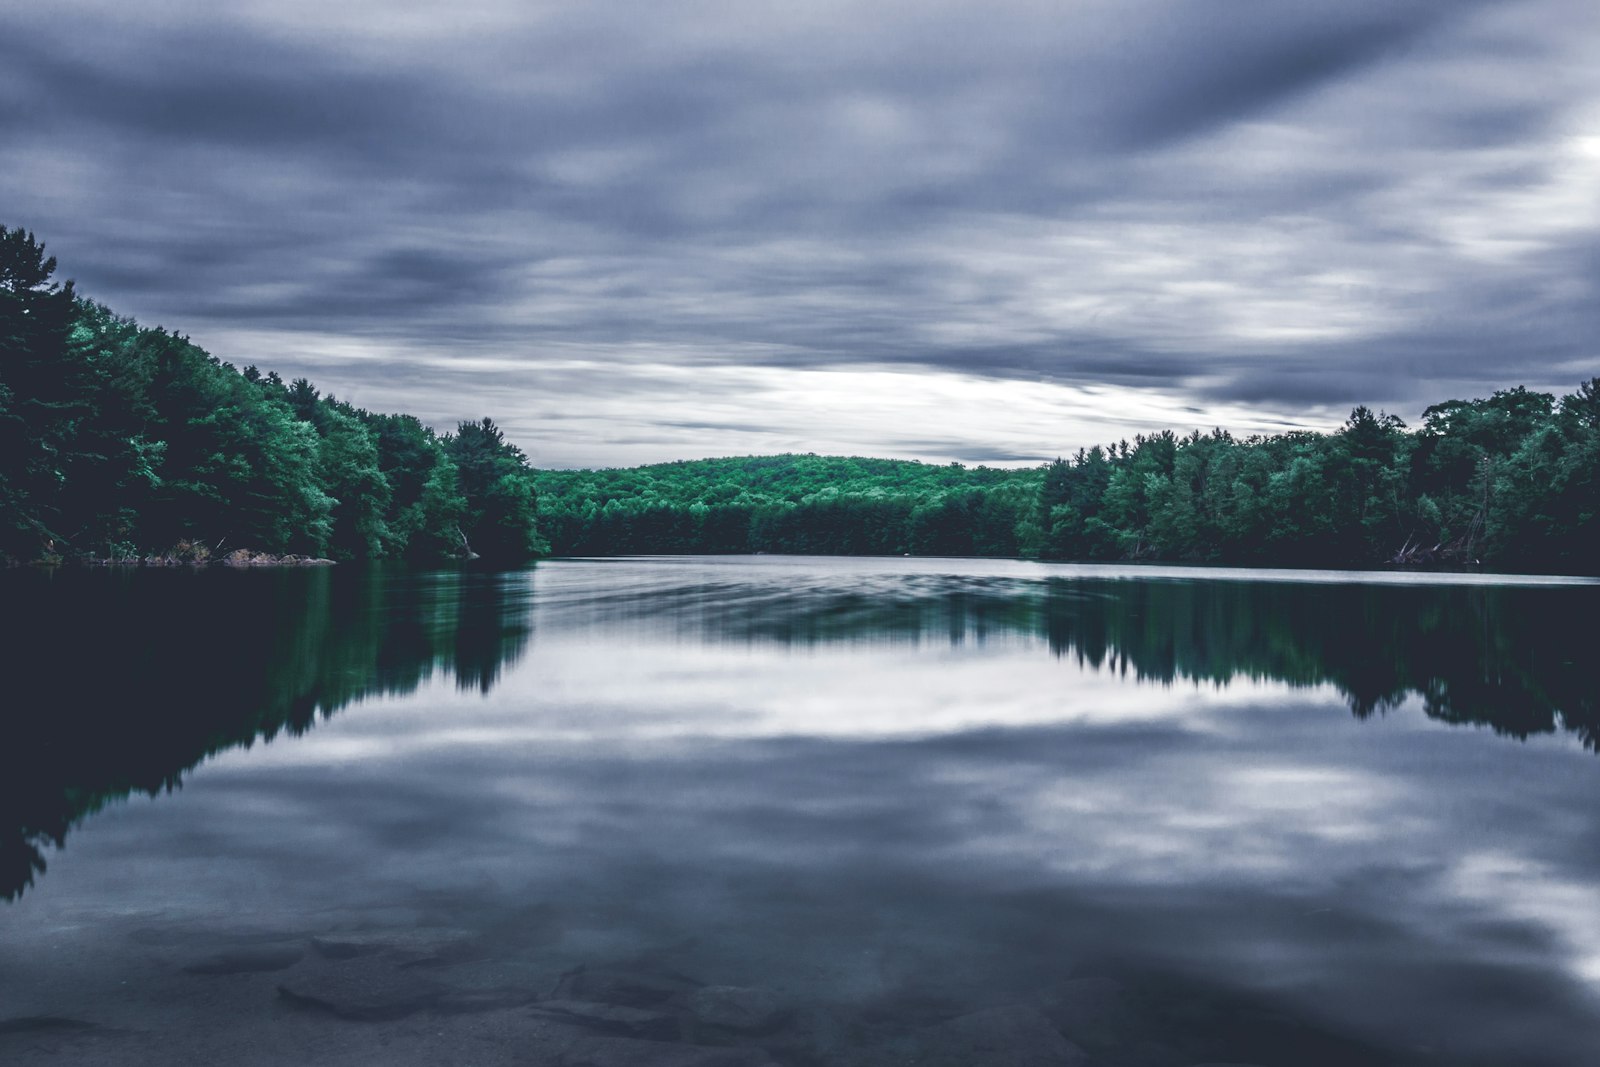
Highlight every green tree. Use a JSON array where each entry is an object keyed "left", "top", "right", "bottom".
[
  {"left": 445, "top": 417, "right": 545, "bottom": 560},
  {"left": 0, "top": 227, "right": 80, "bottom": 555}
]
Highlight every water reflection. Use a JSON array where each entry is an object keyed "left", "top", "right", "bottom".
[
  {"left": 5, "top": 558, "right": 1600, "bottom": 1066},
  {"left": 0, "top": 565, "right": 531, "bottom": 899},
  {"left": 544, "top": 558, "right": 1600, "bottom": 747},
  {"left": 6, "top": 559, "right": 1598, "bottom": 903}
]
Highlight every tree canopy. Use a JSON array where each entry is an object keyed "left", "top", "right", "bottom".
[
  {"left": 0, "top": 226, "right": 543, "bottom": 564},
  {"left": 537, "top": 392, "right": 1598, "bottom": 574},
  {"left": 3, "top": 224, "right": 1594, "bottom": 574}
]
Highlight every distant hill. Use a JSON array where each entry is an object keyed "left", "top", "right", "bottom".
[
  {"left": 532, "top": 387, "right": 1600, "bottom": 573},
  {"left": 534, "top": 454, "right": 1039, "bottom": 556},
  {"left": 535, "top": 453, "right": 1037, "bottom": 506}
]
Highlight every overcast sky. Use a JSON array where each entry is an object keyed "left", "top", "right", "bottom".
[{"left": 5, "top": 0, "right": 1598, "bottom": 467}]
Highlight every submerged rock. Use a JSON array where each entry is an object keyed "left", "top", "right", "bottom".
[
  {"left": 1033, "top": 976, "right": 1135, "bottom": 1042},
  {"left": 554, "top": 1034, "right": 780, "bottom": 1067},
  {"left": 183, "top": 945, "right": 304, "bottom": 975},
  {"left": 552, "top": 961, "right": 704, "bottom": 1008},
  {"left": 0, "top": 1016, "right": 113, "bottom": 1063},
  {"left": 844, "top": 1004, "right": 1089, "bottom": 1067},
  {"left": 925, "top": 1005, "right": 1090, "bottom": 1066},
  {"left": 533, "top": 999, "right": 680, "bottom": 1040},
  {"left": 276, "top": 962, "right": 444, "bottom": 1021},
  {"left": 680, "top": 985, "right": 788, "bottom": 1033}
]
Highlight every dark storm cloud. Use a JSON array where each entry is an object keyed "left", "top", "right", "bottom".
[
  {"left": 7, "top": 41, "right": 429, "bottom": 155},
  {"left": 1020, "top": 4, "right": 1468, "bottom": 151},
  {"left": 2, "top": 0, "right": 1597, "bottom": 459}
]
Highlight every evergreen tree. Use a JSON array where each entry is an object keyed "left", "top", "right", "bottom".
[
  {"left": 445, "top": 417, "right": 545, "bottom": 560},
  {"left": 0, "top": 227, "right": 80, "bottom": 555}
]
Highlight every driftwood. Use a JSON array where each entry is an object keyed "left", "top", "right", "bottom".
[
  {"left": 454, "top": 524, "right": 480, "bottom": 561},
  {"left": 1389, "top": 533, "right": 1481, "bottom": 568}
]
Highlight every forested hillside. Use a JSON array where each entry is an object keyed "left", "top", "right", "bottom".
[
  {"left": 0, "top": 227, "right": 544, "bottom": 563},
  {"left": 5, "top": 225, "right": 1596, "bottom": 573},
  {"left": 1022, "top": 391, "right": 1598, "bottom": 572},
  {"left": 536, "top": 455, "right": 1039, "bottom": 556},
  {"left": 540, "top": 389, "right": 1597, "bottom": 573}
]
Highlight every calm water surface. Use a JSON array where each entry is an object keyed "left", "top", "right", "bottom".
[{"left": 3, "top": 556, "right": 1600, "bottom": 1066}]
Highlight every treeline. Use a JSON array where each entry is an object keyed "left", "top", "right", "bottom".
[
  {"left": 539, "top": 391, "right": 1599, "bottom": 573},
  {"left": 7, "top": 225, "right": 1597, "bottom": 572},
  {"left": 0, "top": 227, "right": 544, "bottom": 563},
  {"left": 1026, "top": 391, "right": 1597, "bottom": 572},
  {"left": 536, "top": 454, "right": 1039, "bottom": 555}
]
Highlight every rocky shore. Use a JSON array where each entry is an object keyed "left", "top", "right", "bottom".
[{"left": 71, "top": 546, "right": 334, "bottom": 567}]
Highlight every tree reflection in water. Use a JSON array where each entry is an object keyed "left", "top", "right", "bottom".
[
  {"left": 0, "top": 565, "right": 531, "bottom": 899},
  {"left": 2, "top": 562, "right": 1595, "bottom": 903}
]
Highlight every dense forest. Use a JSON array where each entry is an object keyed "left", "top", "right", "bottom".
[
  {"left": 537, "top": 386, "right": 1598, "bottom": 573},
  {"left": 0, "top": 227, "right": 544, "bottom": 564},
  {"left": 4, "top": 225, "right": 1597, "bottom": 572},
  {"left": 536, "top": 455, "right": 1040, "bottom": 556}
]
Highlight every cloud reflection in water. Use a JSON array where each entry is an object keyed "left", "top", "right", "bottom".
[{"left": 3, "top": 557, "right": 1599, "bottom": 1066}]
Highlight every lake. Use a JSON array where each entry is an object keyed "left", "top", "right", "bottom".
[{"left": 3, "top": 556, "right": 1600, "bottom": 1066}]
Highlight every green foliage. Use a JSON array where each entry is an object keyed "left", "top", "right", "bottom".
[
  {"left": 445, "top": 418, "right": 546, "bottom": 561},
  {"left": 360, "top": 411, "right": 466, "bottom": 560},
  {"left": 2, "top": 224, "right": 1594, "bottom": 574},
  {"left": 0, "top": 226, "right": 81, "bottom": 552},
  {"left": 1011, "top": 387, "right": 1596, "bottom": 573},
  {"left": 0, "top": 226, "right": 543, "bottom": 563},
  {"left": 537, "top": 383, "right": 1600, "bottom": 575},
  {"left": 535, "top": 455, "right": 1039, "bottom": 557}
]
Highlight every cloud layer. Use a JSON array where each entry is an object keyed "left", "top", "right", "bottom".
[{"left": 5, "top": 0, "right": 1598, "bottom": 465}]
